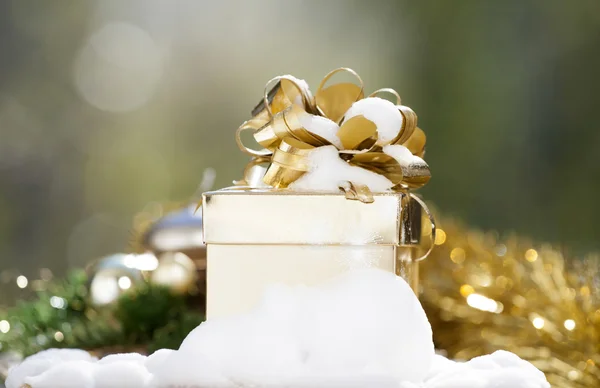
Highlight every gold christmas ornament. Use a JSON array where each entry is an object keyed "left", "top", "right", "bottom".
[
  {"left": 235, "top": 67, "right": 431, "bottom": 194},
  {"left": 142, "top": 205, "right": 205, "bottom": 254},
  {"left": 130, "top": 168, "right": 216, "bottom": 257},
  {"left": 141, "top": 205, "right": 207, "bottom": 296},
  {"left": 150, "top": 252, "right": 198, "bottom": 294},
  {"left": 421, "top": 216, "right": 600, "bottom": 388},
  {"left": 87, "top": 254, "right": 145, "bottom": 307},
  {"left": 129, "top": 201, "right": 184, "bottom": 254}
]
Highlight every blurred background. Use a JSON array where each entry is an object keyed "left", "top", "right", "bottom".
[{"left": 1, "top": 0, "right": 599, "bottom": 303}]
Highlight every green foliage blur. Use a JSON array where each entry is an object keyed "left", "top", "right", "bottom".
[
  {"left": 0, "top": 1, "right": 599, "bottom": 296},
  {"left": 0, "top": 270, "right": 203, "bottom": 357}
]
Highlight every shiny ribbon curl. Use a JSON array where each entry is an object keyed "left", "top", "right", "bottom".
[{"left": 235, "top": 68, "right": 431, "bottom": 193}]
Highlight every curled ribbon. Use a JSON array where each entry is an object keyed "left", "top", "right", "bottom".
[{"left": 236, "top": 68, "right": 431, "bottom": 193}]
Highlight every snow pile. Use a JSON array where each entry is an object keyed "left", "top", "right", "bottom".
[
  {"left": 343, "top": 97, "right": 403, "bottom": 145},
  {"left": 299, "top": 114, "right": 343, "bottom": 149},
  {"left": 5, "top": 349, "right": 97, "bottom": 388},
  {"left": 290, "top": 146, "right": 394, "bottom": 192},
  {"left": 7, "top": 270, "right": 549, "bottom": 388},
  {"left": 419, "top": 352, "right": 550, "bottom": 388},
  {"left": 383, "top": 144, "right": 423, "bottom": 166}
]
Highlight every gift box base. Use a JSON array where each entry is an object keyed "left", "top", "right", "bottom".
[{"left": 206, "top": 244, "right": 396, "bottom": 319}]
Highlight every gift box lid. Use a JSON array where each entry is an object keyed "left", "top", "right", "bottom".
[{"left": 202, "top": 188, "right": 420, "bottom": 246}]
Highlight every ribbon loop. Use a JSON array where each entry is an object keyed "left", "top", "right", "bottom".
[
  {"left": 315, "top": 68, "right": 365, "bottom": 123},
  {"left": 233, "top": 157, "right": 271, "bottom": 187},
  {"left": 337, "top": 115, "right": 378, "bottom": 150},
  {"left": 262, "top": 138, "right": 314, "bottom": 188},
  {"left": 368, "top": 88, "right": 402, "bottom": 105},
  {"left": 392, "top": 105, "right": 418, "bottom": 146},
  {"left": 236, "top": 118, "right": 273, "bottom": 157},
  {"left": 254, "top": 104, "right": 333, "bottom": 151},
  {"left": 255, "top": 75, "right": 315, "bottom": 120},
  {"left": 402, "top": 127, "right": 426, "bottom": 158}
]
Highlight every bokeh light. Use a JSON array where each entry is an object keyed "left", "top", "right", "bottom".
[
  {"left": 0, "top": 320, "right": 10, "bottom": 334},
  {"left": 74, "top": 22, "right": 164, "bottom": 112},
  {"left": 16, "top": 276, "right": 28, "bottom": 289}
]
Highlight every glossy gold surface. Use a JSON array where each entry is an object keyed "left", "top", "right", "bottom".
[
  {"left": 337, "top": 115, "right": 377, "bottom": 150},
  {"left": 403, "top": 127, "right": 427, "bottom": 157},
  {"left": 255, "top": 76, "right": 314, "bottom": 118},
  {"left": 203, "top": 189, "right": 409, "bottom": 245},
  {"left": 315, "top": 67, "right": 365, "bottom": 123},
  {"left": 262, "top": 138, "right": 314, "bottom": 188}
]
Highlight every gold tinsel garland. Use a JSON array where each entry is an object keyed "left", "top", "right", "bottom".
[{"left": 420, "top": 215, "right": 600, "bottom": 388}]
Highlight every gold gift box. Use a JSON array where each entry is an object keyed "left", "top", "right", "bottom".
[{"left": 202, "top": 188, "right": 423, "bottom": 319}]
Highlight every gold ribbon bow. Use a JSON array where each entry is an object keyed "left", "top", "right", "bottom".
[{"left": 235, "top": 68, "right": 431, "bottom": 194}]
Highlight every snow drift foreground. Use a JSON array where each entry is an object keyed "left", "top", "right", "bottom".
[{"left": 6, "top": 269, "right": 549, "bottom": 388}]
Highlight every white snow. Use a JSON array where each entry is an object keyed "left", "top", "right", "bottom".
[
  {"left": 299, "top": 114, "right": 343, "bottom": 149},
  {"left": 419, "top": 352, "right": 549, "bottom": 388},
  {"left": 93, "top": 361, "right": 152, "bottom": 388},
  {"left": 97, "top": 353, "right": 146, "bottom": 365},
  {"left": 343, "top": 97, "right": 403, "bottom": 146},
  {"left": 21, "top": 360, "right": 96, "bottom": 388},
  {"left": 4, "top": 349, "right": 97, "bottom": 388},
  {"left": 289, "top": 146, "right": 394, "bottom": 192},
  {"left": 143, "top": 349, "right": 173, "bottom": 372},
  {"left": 6, "top": 270, "right": 549, "bottom": 388},
  {"left": 382, "top": 144, "right": 420, "bottom": 166}
]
